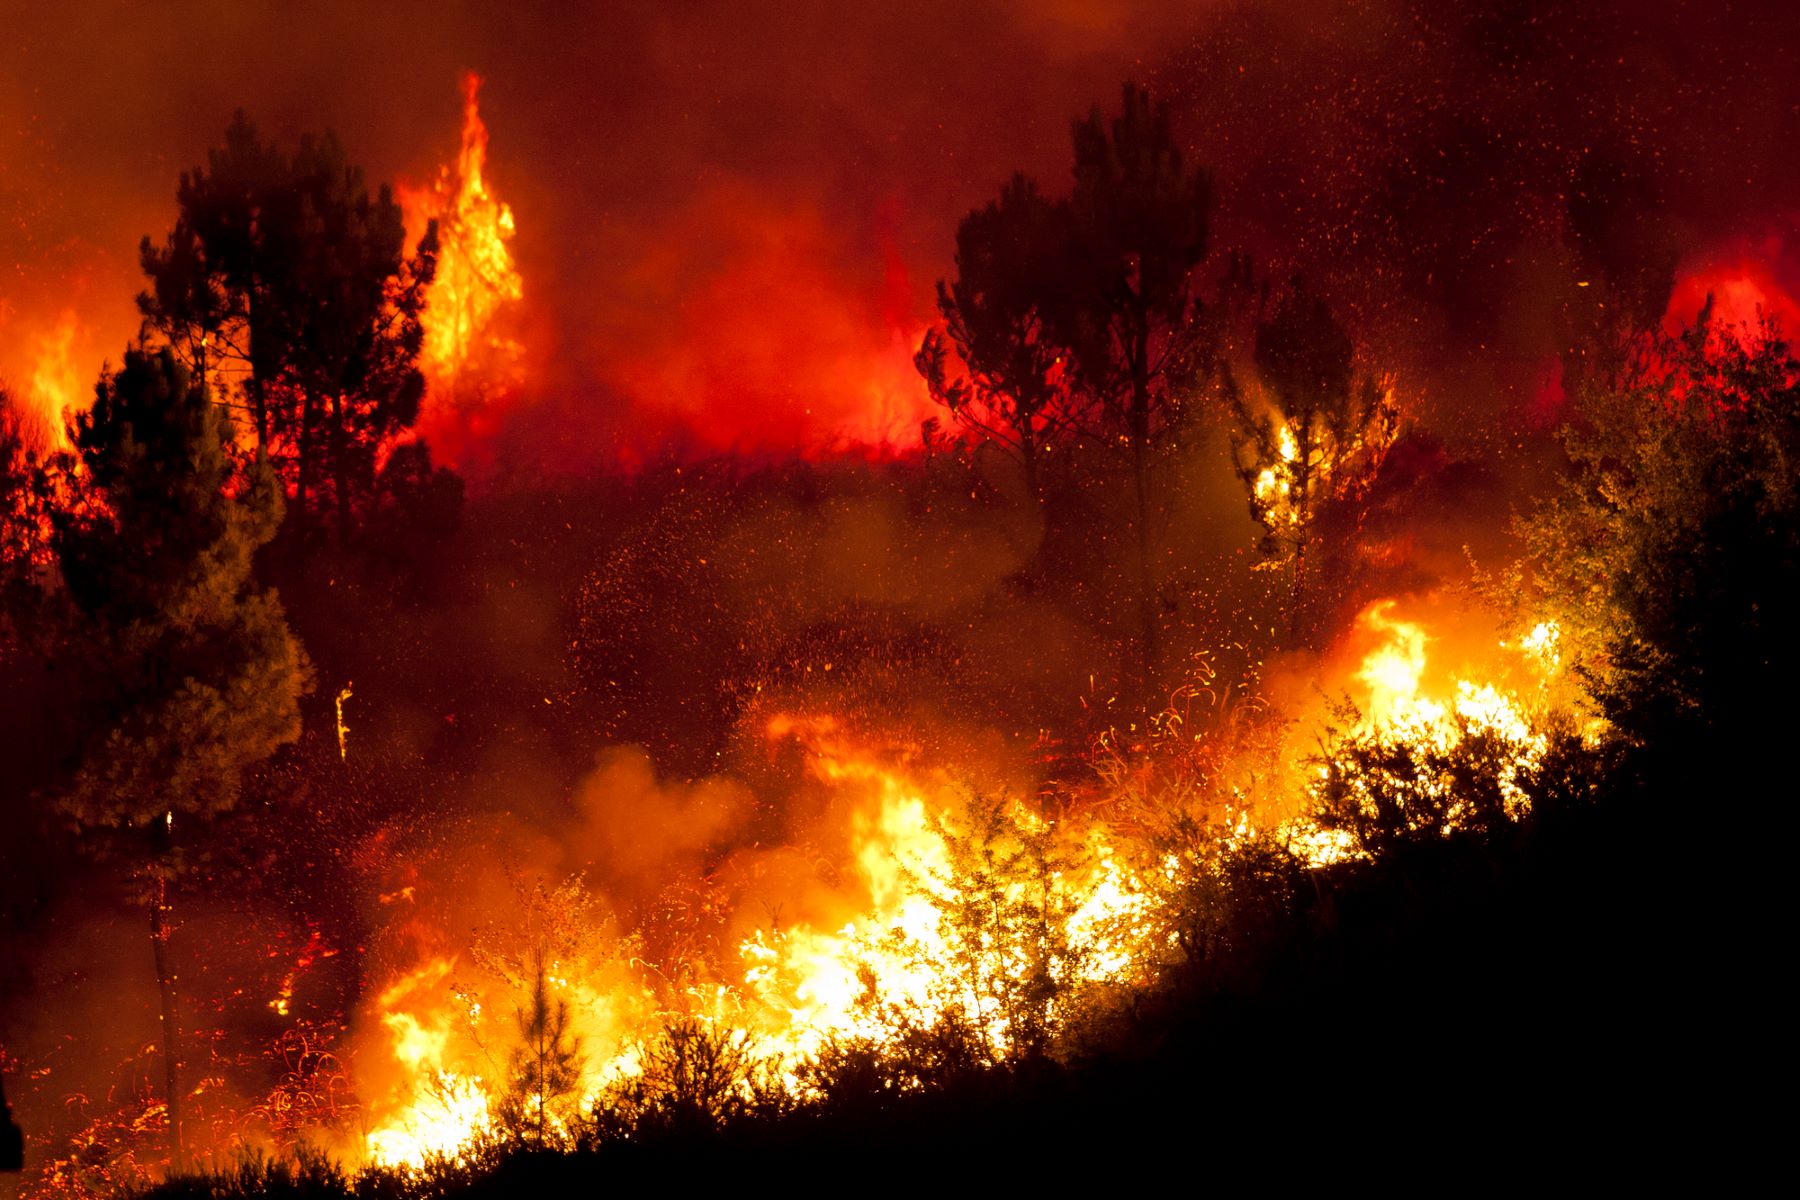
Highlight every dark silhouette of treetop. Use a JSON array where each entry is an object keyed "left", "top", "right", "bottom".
[
  {"left": 141, "top": 115, "right": 437, "bottom": 549},
  {"left": 917, "top": 173, "right": 1077, "bottom": 506},
  {"left": 1064, "top": 83, "right": 1216, "bottom": 685}
]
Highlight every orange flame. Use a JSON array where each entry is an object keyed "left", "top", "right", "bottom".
[
  {"left": 403, "top": 72, "right": 525, "bottom": 464},
  {"left": 354, "top": 713, "right": 1163, "bottom": 1166},
  {"left": 22, "top": 309, "right": 83, "bottom": 452}
]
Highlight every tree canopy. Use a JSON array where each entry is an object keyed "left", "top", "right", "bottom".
[
  {"left": 140, "top": 114, "right": 437, "bottom": 548},
  {"left": 56, "top": 347, "right": 309, "bottom": 834},
  {"left": 1230, "top": 278, "right": 1397, "bottom": 630},
  {"left": 1513, "top": 308, "right": 1800, "bottom": 775},
  {"left": 916, "top": 174, "right": 1076, "bottom": 506}
]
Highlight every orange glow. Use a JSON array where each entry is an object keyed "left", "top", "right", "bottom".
[
  {"left": 354, "top": 713, "right": 1162, "bottom": 1166},
  {"left": 1266, "top": 598, "right": 1566, "bottom": 866},
  {"left": 350, "top": 602, "right": 1578, "bottom": 1168}
]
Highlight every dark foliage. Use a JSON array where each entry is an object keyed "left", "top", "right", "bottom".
[
  {"left": 140, "top": 113, "right": 439, "bottom": 549},
  {"left": 1517, "top": 314, "right": 1800, "bottom": 792}
]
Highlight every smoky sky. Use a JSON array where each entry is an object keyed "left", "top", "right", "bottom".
[{"left": 3, "top": 0, "right": 1797, "bottom": 471}]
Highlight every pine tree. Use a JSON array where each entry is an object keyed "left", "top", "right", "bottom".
[
  {"left": 139, "top": 112, "right": 294, "bottom": 449},
  {"left": 52, "top": 348, "right": 310, "bottom": 1166},
  {"left": 1061, "top": 84, "right": 1216, "bottom": 687},
  {"left": 1230, "top": 278, "right": 1396, "bottom": 633},
  {"left": 502, "top": 954, "right": 584, "bottom": 1149},
  {"left": 140, "top": 115, "right": 436, "bottom": 548},
  {"left": 917, "top": 174, "right": 1079, "bottom": 510}
]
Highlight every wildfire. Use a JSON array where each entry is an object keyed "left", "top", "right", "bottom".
[
  {"left": 738, "top": 715, "right": 1159, "bottom": 1067},
  {"left": 12, "top": 597, "right": 1575, "bottom": 1181},
  {"left": 1251, "top": 422, "right": 1303, "bottom": 530},
  {"left": 24, "top": 310, "right": 83, "bottom": 452},
  {"left": 344, "top": 606, "right": 1574, "bottom": 1169},
  {"left": 1274, "top": 599, "right": 1561, "bottom": 865},
  {"left": 355, "top": 713, "right": 1166, "bottom": 1167},
  {"left": 403, "top": 72, "right": 525, "bottom": 460}
]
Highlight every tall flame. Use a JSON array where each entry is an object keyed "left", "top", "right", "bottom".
[
  {"left": 404, "top": 72, "right": 524, "bottom": 460},
  {"left": 23, "top": 310, "right": 82, "bottom": 452}
]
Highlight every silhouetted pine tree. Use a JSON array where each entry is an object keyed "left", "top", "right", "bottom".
[
  {"left": 501, "top": 955, "right": 584, "bottom": 1149},
  {"left": 140, "top": 114, "right": 437, "bottom": 548},
  {"left": 51, "top": 348, "right": 310, "bottom": 1166},
  {"left": 1061, "top": 83, "right": 1216, "bottom": 688},
  {"left": 917, "top": 174, "right": 1080, "bottom": 511}
]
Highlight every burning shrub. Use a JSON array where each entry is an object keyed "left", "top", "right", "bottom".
[
  {"left": 582, "top": 1019, "right": 777, "bottom": 1143},
  {"left": 1149, "top": 815, "right": 1303, "bottom": 983},
  {"left": 1304, "top": 699, "right": 1606, "bottom": 863}
]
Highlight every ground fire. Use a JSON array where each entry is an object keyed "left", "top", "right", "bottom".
[{"left": 1, "top": 2, "right": 1791, "bottom": 1194}]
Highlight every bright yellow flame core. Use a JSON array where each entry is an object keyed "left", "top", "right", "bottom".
[
  {"left": 360, "top": 716, "right": 1165, "bottom": 1165},
  {"left": 1276, "top": 601, "right": 1560, "bottom": 867},
  {"left": 359, "top": 606, "right": 1562, "bottom": 1165},
  {"left": 363, "top": 1072, "right": 490, "bottom": 1167},
  {"left": 21, "top": 310, "right": 81, "bottom": 451}
]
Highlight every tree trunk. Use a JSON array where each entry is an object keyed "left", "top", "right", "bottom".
[
  {"left": 1129, "top": 311, "right": 1158, "bottom": 696},
  {"left": 149, "top": 872, "right": 184, "bottom": 1170},
  {"left": 1130, "top": 427, "right": 1158, "bottom": 688},
  {"left": 295, "top": 392, "right": 317, "bottom": 546},
  {"left": 1288, "top": 425, "right": 1315, "bottom": 640},
  {"left": 1019, "top": 424, "right": 1041, "bottom": 512},
  {"left": 329, "top": 391, "right": 352, "bottom": 547},
  {"left": 250, "top": 376, "right": 268, "bottom": 453},
  {"left": 248, "top": 288, "right": 269, "bottom": 451}
]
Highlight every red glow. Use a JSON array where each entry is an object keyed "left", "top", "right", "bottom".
[
  {"left": 1527, "top": 357, "right": 1565, "bottom": 431},
  {"left": 602, "top": 184, "right": 935, "bottom": 458},
  {"left": 1664, "top": 253, "right": 1800, "bottom": 338}
]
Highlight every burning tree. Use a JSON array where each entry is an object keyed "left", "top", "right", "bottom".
[
  {"left": 50, "top": 348, "right": 310, "bottom": 1166},
  {"left": 499, "top": 958, "right": 585, "bottom": 1149},
  {"left": 1229, "top": 278, "right": 1396, "bottom": 633},
  {"left": 0, "top": 395, "right": 55, "bottom": 616}
]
